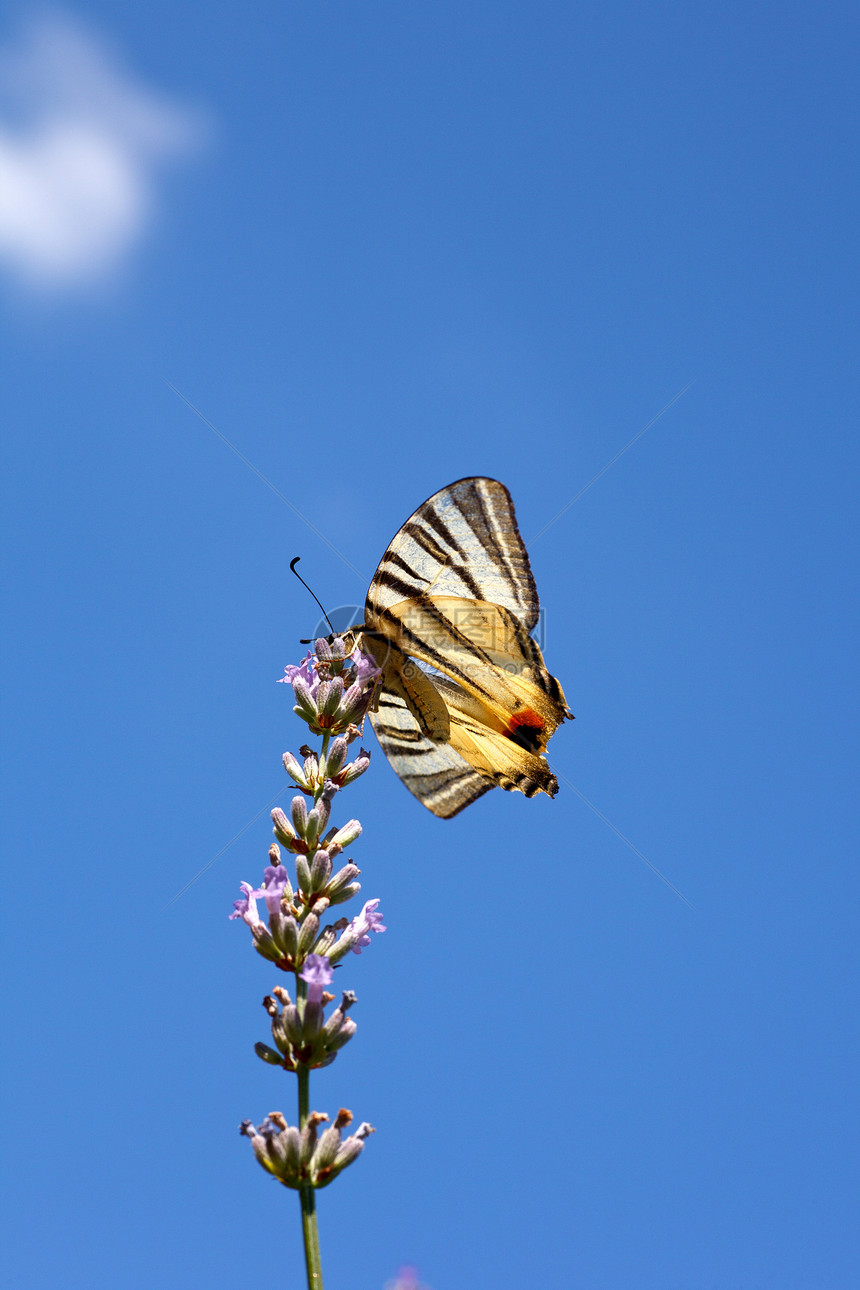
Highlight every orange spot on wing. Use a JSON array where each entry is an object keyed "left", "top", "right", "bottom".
[
  {"left": 505, "top": 709, "right": 545, "bottom": 736},
  {"left": 504, "top": 709, "right": 546, "bottom": 752}
]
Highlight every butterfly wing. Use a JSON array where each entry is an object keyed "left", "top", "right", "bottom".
[
  {"left": 364, "top": 477, "right": 570, "bottom": 812},
  {"left": 366, "top": 477, "right": 540, "bottom": 630},
  {"left": 377, "top": 595, "right": 569, "bottom": 740},
  {"left": 369, "top": 684, "right": 495, "bottom": 818}
]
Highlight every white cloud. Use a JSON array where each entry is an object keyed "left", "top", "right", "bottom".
[{"left": 0, "top": 13, "right": 204, "bottom": 289}]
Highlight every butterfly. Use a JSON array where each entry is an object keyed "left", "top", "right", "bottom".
[{"left": 358, "top": 476, "right": 571, "bottom": 818}]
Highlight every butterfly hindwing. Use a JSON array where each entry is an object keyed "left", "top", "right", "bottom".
[{"left": 369, "top": 683, "right": 494, "bottom": 818}]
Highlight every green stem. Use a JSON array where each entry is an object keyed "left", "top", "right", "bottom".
[
  {"left": 296, "top": 979, "right": 323, "bottom": 1288},
  {"left": 317, "top": 732, "right": 331, "bottom": 800},
  {"left": 300, "top": 1179, "right": 322, "bottom": 1289}
]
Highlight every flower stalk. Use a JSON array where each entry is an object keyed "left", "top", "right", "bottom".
[{"left": 232, "top": 637, "right": 384, "bottom": 1289}]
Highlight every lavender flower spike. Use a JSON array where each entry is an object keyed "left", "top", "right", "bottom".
[{"left": 235, "top": 629, "right": 383, "bottom": 1273}]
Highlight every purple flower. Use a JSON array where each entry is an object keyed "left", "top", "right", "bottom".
[
  {"left": 229, "top": 881, "right": 261, "bottom": 927},
  {"left": 349, "top": 648, "right": 381, "bottom": 686},
  {"left": 279, "top": 651, "right": 318, "bottom": 695},
  {"left": 389, "top": 1267, "right": 421, "bottom": 1290},
  {"left": 253, "top": 864, "right": 288, "bottom": 915},
  {"left": 301, "top": 953, "right": 334, "bottom": 1003},
  {"left": 347, "top": 898, "right": 387, "bottom": 954}
]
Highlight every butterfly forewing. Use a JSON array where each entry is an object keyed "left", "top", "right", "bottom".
[{"left": 366, "top": 477, "right": 540, "bottom": 631}]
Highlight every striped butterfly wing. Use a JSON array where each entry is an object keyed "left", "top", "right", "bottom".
[
  {"left": 372, "top": 685, "right": 495, "bottom": 819},
  {"left": 366, "top": 477, "right": 541, "bottom": 630},
  {"left": 364, "top": 477, "right": 570, "bottom": 816}
]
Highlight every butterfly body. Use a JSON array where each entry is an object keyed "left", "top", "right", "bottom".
[{"left": 360, "top": 477, "right": 571, "bottom": 817}]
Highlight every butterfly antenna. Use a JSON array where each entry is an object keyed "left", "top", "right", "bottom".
[{"left": 290, "top": 557, "right": 336, "bottom": 637}]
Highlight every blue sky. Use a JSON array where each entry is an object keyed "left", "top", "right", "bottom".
[{"left": 1, "top": 3, "right": 858, "bottom": 1288}]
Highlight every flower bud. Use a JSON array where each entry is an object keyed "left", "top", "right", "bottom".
[
  {"left": 291, "top": 678, "right": 318, "bottom": 722},
  {"left": 324, "top": 1018, "right": 357, "bottom": 1053},
  {"left": 282, "top": 751, "right": 308, "bottom": 788},
  {"left": 295, "top": 853, "right": 311, "bottom": 893},
  {"left": 250, "top": 925, "right": 280, "bottom": 962},
  {"left": 312, "top": 1125, "right": 342, "bottom": 1172},
  {"left": 304, "top": 811, "right": 320, "bottom": 850},
  {"left": 291, "top": 795, "right": 308, "bottom": 837},
  {"left": 297, "top": 912, "right": 320, "bottom": 956},
  {"left": 255, "top": 1042, "right": 284, "bottom": 1066},
  {"left": 321, "top": 990, "right": 356, "bottom": 1032},
  {"left": 328, "top": 819, "right": 362, "bottom": 849},
  {"left": 278, "top": 914, "right": 299, "bottom": 960},
  {"left": 329, "top": 883, "right": 361, "bottom": 906},
  {"left": 315, "top": 678, "right": 331, "bottom": 713},
  {"left": 282, "top": 1125, "right": 302, "bottom": 1178},
  {"left": 338, "top": 682, "right": 376, "bottom": 727},
  {"left": 272, "top": 808, "right": 296, "bottom": 847},
  {"left": 269, "top": 1011, "right": 290, "bottom": 1054},
  {"left": 302, "top": 749, "right": 320, "bottom": 785},
  {"left": 334, "top": 1123, "right": 374, "bottom": 1166},
  {"left": 300, "top": 1113, "right": 328, "bottom": 1167},
  {"left": 311, "top": 923, "right": 338, "bottom": 955},
  {"left": 315, "top": 1121, "right": 375, "bottom": 1187},
  {"left": 340, "top": 749, "right": 371, "bottom": 785},
  {"left": 321, "top": 677, "right": 344, "bottom": 718},
  {"left": 327, "top": 863, "right": 360, "bottom": 899},
  {"left": 302, "top": 998, "right": 323, "bottom": 1041},
  {"left": 268, "top": 908, "right": 286, "bottom": 950},
  {"left": 304, "top": 797, "right": 331, "bottom": 849},
  {"left": 282, "top": 1003, "right": 303, "bottom": 1046},
  {"left": 320, "top": 991, "right": 357, "bottom": 1046},
  {"left": 324, "top": 737, "right": 348, "bottom": 779},
  {"left": 309, "top": 849, "right": 333, "bottom": 892}
]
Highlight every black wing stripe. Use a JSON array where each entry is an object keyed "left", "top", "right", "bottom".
[
  {"left": 467, "top": 479, "right": 537, "bottom": 620},
  {"left": 376, "top": 550, "right": 428, "bottom": 588},
  {"left": 393, "top": 767, "right": 479, "bottom": 787},
  {"left": 420, "top": 506, "right": 469, "bottom": 560},
  {"left": 368, "top": 570, "right": 429, "bottom": 606},
  {"left": 400, "top": 519, "right": 451, "bottom": 566},
  {"left": 375, "top": 728, "right": 426, "bottom": 744},
  {"left": 454, "top": 486, "right": 521, "bottom": 600}
]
